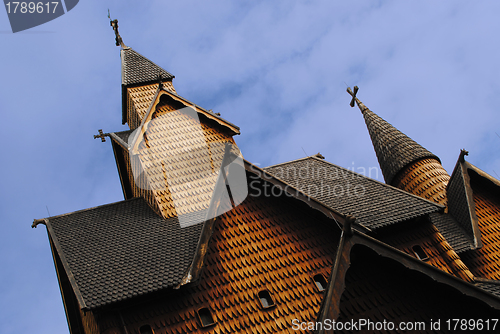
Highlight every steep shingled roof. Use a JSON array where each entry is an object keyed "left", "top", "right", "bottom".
[
  {"left": 447, "top": 152, "right": 481, "bottom": 248},
  {"left": 121, "top": 48, "right": 174, "bottom": 86},
  {"left": 45, "top": 198, "right": 202, "bottom": 309},
  {"left": 428, "top": 212, "right": 474, "bottom": 254},
  {"left": 350, "top": 92, "right": 439, "bottom": 185},
  {"left": 264, "top": 156, "right": 442, "bottom": 230}
]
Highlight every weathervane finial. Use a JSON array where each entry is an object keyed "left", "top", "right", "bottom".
[{"left": 108, "top": 10, "right": 126, "bottom": 48}]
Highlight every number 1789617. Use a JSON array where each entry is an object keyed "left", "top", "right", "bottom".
[{"left": 5, "top": 2, "right": 59, "bottom": 14}]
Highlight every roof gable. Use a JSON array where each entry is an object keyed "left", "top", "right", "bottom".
[
  {"left": 447, "top": 151, "right": 482, "bottom": 248},
  {"left": 460, "top": 163, "right": 500, "bottom": 280},
  {"left": 112, "top": 90, "right": 241, "bottom": 221}
]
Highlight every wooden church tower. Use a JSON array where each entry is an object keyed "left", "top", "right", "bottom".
[
  {"left": 347, "top": 85, "right": 500, "bottom": 290},
  {"left": 33, "top": 23, "right": 500, "bottom": 334}
]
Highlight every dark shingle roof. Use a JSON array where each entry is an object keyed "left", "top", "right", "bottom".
[
  {"left": 357, "top": 100, "right": 439, "bottom": 184},
  {"left": 428, "top": 212, "right": 474, "bottom": 253},
  {"left": 46, "top": 198, "right": 202, "bottom": 309},
  {"left": 475, "top": 282, "right": 500, "bottom": 298},
  {"left": 121, "top": 48, "right": 174, "bottom": 86},
  {"left": 264, "top": 157, "right": 442, "bottom": 230},
  {"left": 111, "top": 129, "right": 133, "bottom": 146},
  {"left": 447, "top": 158, "right": 479, "bottom": 244}
]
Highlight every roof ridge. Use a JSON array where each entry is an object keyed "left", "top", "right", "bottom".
[
  {"left": 264, "top": 156, "right": 312, "bottom": 169},
  {"left": 43, "top": 197, "right": 148, "bottom": 221},
  {"left": 268, "top": 156, "right": 445, "bottom": 209},
  {"left": 247, "top": 159, "right": 348, "bottom": 221}
]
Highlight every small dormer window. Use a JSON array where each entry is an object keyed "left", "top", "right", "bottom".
[
  {"left": 197, "top": 307, "right": 216, "bottom": 327},
  {"left": 313, "top": 274, "right": 328, "bottom": 292},
  {"left": 139, "top": 325, "right": 154, "bottom": 334},
  {"left": 258, "top": 290, "right": 275, "bottom": 309},
  {"left": 412, "top": 245, "right": 429, "bottom": 261}
]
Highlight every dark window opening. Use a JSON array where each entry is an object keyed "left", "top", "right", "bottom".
[
  {"left": 313, "top": 274, "right": 328, "bottom": 292},
  {"left": 412, "top": 245, "right": 429, "bottom": 260},
  {"left": 139, "top": 325, "right": 154, "bottom": 334},
  {"left": 197, "top": 307, "right": 216, "bottom": 327},
  {"left": 258, "top": 290, "right": 275, "bottom": 309}
]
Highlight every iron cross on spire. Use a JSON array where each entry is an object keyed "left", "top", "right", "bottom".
[
  {"left": 108, "top": 10, "right": 126, "bottom": 48},
  {"left": 94, "top": 129, "right": 110, "bottom": 142},
  {"left": 347, "top": 86, "right": 359, "bottom": 107}
]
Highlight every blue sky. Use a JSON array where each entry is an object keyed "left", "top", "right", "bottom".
[{"left": 1, "top": 1, "right": 500, "bottom": 333}]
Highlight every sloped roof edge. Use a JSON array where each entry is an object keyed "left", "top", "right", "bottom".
[
  {"left": 44, "top": 220, "right": 88, "bottom": 310},
  {"left": 159, "top": 89, "right": 240, "bottom": 134},
  {"left": 447, "top": 151, "right": 482, "bottom": 248}
]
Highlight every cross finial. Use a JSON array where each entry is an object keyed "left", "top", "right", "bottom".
[
  {"left": 109, "top": 11, "right": 126, "bottom": 48},
  {"left": 347, "top": 86, "right": 359, "bottom": 107},
  {"left": 94, "top": 129, "right": 109, "bottom": 142}
]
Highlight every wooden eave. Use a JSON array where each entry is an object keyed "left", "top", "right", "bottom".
[
  {"left": 124, "top": 84, "right": 239, "bottom": 137},
  {"left": 42, "top": 219, "right": 88, "bottom": 311},
  {"left": 48, "top": 233, "right": 86, "bottom": 334},
  {"left": 158, "top": 89, "right": 240, "bottom": 135},
  {"left": 315, "top": 221, "right": 354, "bottom": 329},
  {"left": 315, "top": 228, "right": 500, "bottom": 333},
  {"left": 109, "top": 134, "right": 134, "bottom": 200}
]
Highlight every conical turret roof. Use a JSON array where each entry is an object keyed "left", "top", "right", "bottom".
[{"left": 348, "top": 88, "right": 440, "bottom": 185}]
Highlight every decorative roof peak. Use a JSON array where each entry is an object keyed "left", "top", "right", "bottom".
[
  {"left": 347, "top": 86, "right": 441, "bottom": 184},
  {"left": 347, "top": 86, "right": 369, "bottom": 114},
  {"left": 460, "top": 149, "right": 469, "bottom": 163},
  {"left": 109, "top": 12, "right": 127, "bottom": 49}
]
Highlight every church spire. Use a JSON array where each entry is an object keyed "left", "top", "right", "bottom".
[
  {"left": 347, "top": 86, "right": 439, "bottom": 185},
  {"left": 347, "top": 87, "right": 450, "bottom": 205}
]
